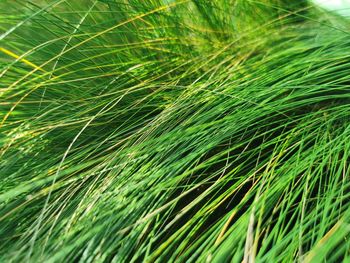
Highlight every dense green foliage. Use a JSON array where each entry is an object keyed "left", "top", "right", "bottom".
[{"left": 1, "top": 0, "right": 350, "bottom": 262}]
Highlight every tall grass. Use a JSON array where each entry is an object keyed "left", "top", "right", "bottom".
[{"left": 1, "top": 0, "right": 350, "bottom": 262}]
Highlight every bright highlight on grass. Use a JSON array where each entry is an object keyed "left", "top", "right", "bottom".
[{"left": 1, "top": 0, "right": 350, "bottom": 262}]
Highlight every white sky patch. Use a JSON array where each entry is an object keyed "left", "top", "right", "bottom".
[{"left": 313, "top": 0, "right": 350, "bottom": 16}]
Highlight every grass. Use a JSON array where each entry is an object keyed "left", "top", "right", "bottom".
[{"left": 1, "top": 0, "right": 350, "bottom": 262}]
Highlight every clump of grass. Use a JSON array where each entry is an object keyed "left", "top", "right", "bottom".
[{"left": 1, "top": 0, "right": 350, "bottom": 262}]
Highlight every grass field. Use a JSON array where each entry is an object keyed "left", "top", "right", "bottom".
[{"left": 1, "top": 0, "right": 350, "bottom": 262}]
